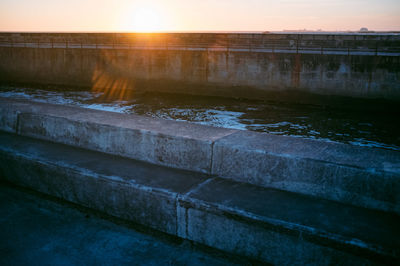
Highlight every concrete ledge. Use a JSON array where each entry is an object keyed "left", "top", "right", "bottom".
[
  {"left": 0, "top": 100, "right": 20, "bottom": 133},
  {"left": 0, "top": 132, "right": 209, "bottom": 235},
  {"left": 0, "top": 97, "right": 399, "bottom": 214},
  {"left": 0, "top": 97, "right": 235, "bottom": 174},
  {"left": 0, "top": 132, "right": 398, "bottom": 264},
  {"left": 212, "top": 131, "right": 400, "bottom": 214}
]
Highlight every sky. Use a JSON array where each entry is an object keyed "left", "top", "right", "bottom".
[{"left": 0, "top": 0, "right": 399, "bottom": 32}]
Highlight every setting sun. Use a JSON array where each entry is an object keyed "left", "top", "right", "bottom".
[
  {"left": 131, "top": 7, "right": 162, "bottom": 32},
  {"left": 118, "top": 3, "right": 168, "bottom": 33}
]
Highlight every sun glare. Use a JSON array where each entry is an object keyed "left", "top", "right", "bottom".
[
  {"left": 117, "top": 2, "right": 173, "bottom": 33},
  {"left": 130, "top": 7, "right": 162, "bottom": 32}
]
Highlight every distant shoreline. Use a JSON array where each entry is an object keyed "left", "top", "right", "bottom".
[{"left": 0, "top": 30, "right": 399, "bottom": 35}]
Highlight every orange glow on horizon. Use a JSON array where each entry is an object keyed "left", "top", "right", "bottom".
[{"left": 0, "top": 0, "right": 399, "bottom": 32}]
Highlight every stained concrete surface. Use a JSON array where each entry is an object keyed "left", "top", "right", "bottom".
[
  {"left": 0, "top": 96, "right": 236, "bottom": 174},
  {"left": 212, "top": 130, "right": 400, "bottom": 213},
  {"left": 186, "top": 178, "right": 400, "bottom": 251},
  {"left": 1, "top": 97, "right": 399, "bottom": 214},
  {"left": 1, "top": 33, "right": 400, "bottom": 100},
  {"left": 1, "top": 132, "right": 399, "bottom": 264},
  {"left": 0, "top": 184, "right": 244, "bottom": 266}
]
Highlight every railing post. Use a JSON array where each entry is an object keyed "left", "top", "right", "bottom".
[
  {"left": 227, "top": 35, "right": 230, "bottom": 53},
  {"left": 248, "top": 35, "right": 251, "bottom": 52}
]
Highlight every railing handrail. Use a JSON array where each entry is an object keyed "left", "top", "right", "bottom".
[{"left": 0, "top": 38, "right": 399, "bottom": 55}]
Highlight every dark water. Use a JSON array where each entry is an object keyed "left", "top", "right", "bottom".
[{"left": 1, "top": 85, "right": 399, "bottom": 151}]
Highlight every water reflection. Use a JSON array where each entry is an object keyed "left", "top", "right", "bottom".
[{"left": 1, "top": 85, "right": 399, "bottom": 151}]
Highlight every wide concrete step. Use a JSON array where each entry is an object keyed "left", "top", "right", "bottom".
[
  {"left": 0, "top": 132, "right": 398, "bottom": 265},
  {"left": 0, "top": 184, "right": 252, "bottom": 265},
  {"left": 1, "top": 97, "right": 399, "bottom": 214}
]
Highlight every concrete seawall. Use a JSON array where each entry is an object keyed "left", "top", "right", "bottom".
[
  {"left": 1, "top": 97, "right": 399, "bottom": 215},
  {"left": 1, "top": 98, "right": 400, "bottom": 264},
  {"left": 3, "top": 132, "right": 399, "bottom": 264},
  {"left": 0, "top": 32, "right": 399, "bottom": 100}
]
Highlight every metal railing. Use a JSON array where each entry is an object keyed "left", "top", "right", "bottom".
[{"left": 0, "top": 35, "right": 399, "bottom": 56}]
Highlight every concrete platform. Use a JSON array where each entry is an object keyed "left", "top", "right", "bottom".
[
  {"left": 0, "top": 184, "right": 246, "bottom": 265},
  {"left": 1, "top": 97, "right": 399, "bottom": 214},
  {"left": 0, "top": 132, "right": 399, "bottom": 264}
]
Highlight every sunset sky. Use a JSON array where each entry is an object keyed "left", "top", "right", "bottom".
[{"left": 0, "top": 0, "right": 399, "bottom": 32}]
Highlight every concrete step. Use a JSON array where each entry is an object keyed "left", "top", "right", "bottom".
[
  {"left": 0, "top": 131, "right": 398, "bottom": 265},
  {"left": 0, "top": 184, "right": 253, "bottom": 266},
  {"left": 1, "top": 97, "right": 399, "bottom": 214}
]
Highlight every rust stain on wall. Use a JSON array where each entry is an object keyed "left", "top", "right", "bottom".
[{"left": 291, "top": 54, "right": 301, "bottom": 88}]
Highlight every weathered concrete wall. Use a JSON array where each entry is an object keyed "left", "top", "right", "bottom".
[
  {"left": 0, "top": 32, "right": 399, "bottom": 100},
  {"left": 2, "top": 132, "right": 398, "bottom": 264},
  {"left": 1, "top": 97, "right": 399, "bottom": 215}
]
